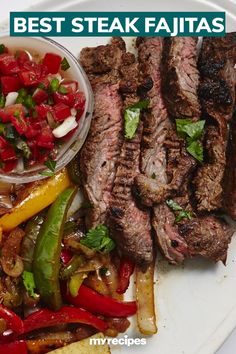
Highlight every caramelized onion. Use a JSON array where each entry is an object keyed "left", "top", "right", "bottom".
[
  {"left": 136, "top": 261, "right": 157, "bottom": 335},
  {"left": 0, "top": 228, "right": 25, "bottom": 277}
]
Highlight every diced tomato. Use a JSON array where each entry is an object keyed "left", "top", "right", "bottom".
[
  {"left": 1, "top": 76, "right": 21, "bottom": 94},
  {"left": 0, "top": 54, "right": 20, "bottom": 75},
  {"left": 0, "top": 146, "right": 16, "bottom": 161},
  {"left": 7, "top": 105, "right": 27, "bottom": 135},
  {"left": 73, "top": 92, "right": 85, "bottom": 111},
  {"left": 60, "top": 80, "right": 78, "bottom": 93},
  {"left": 0, "top": 109, "right": 10, "bottom": 123},
  {"left": 33, "top": 89, "right": 48, "bottom": 105},
  {"left": 0, "top": 136, "right": 7, "bottom": 149},
  {"left": 53, "top": 103, "right": 71, "bottom": 122},
  {"left": 0, "top": 340, "right": 28, "bottom": 354},
  {"left": 1, "top": 160, "right": 17, "bottom": 173},
  {"left": 35, "top": 104, "right": 52, "bottom": 120},
  {"left": 53, "top": 92, "right": 75, "bottom": 107},
  {"left": 24, "top": 122, "right": 40, "bottom": 139},
  {"left": 43, "top": 53, "right": 62, "bottom": 74},
  {"left": 19, "top": 70, "right": 38, "bottom": 86},
  {"left": 36, "top": 125, "right": 55, "bottom": 149},
  {"left": 16, "top": 50, "right": 31, "bottom": 65}
]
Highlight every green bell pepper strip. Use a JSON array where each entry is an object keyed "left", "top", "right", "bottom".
[
  {"left": 33, "top": 187, "right": 77, "bottom": 310},
  {"left": 21, "top": 212, "right": 45, "bottom": 272},
  {"left": 60, "top": 255, "right": 84, "bottom": 280}
]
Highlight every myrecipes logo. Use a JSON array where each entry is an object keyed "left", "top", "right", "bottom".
[
  {"left": 10, "top": 12, "right": 225, "bottom": 37},
  {"left": 90, "top": 334, "right": 147, "bottom": 347}
]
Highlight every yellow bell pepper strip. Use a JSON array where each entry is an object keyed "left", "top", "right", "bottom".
[
  {"left": 0, "top": 169, "right": 70, "bottom": 232},
  {"left": 33, "top": 187, "right": 77, "bottom": 311}
]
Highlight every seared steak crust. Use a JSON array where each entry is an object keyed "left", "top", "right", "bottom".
[
  {"left": 198, "top": 36, "right": 236, "bottom": 126},
  {"left": 223, "top": 117, "right": 236, "bottom": 220},
  {"left": 162, "top": 37, "right": 200, "bottom": 119},
  {"left": 179, "top": 216, "right": 233, "bottom": 263},
  {"left": 193, "top": 35, "right": 236, "bottom": 212}
]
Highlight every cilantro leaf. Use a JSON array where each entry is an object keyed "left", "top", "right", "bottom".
[
  {"left": 175, "top": 119, "right": 205, "bottom": 163},
  {"left": 187, "top": 140, "right": 203, "bottom": 163},
  {"left": 166, "top": 199, "right": 192, "bottom": 223},
  {"left": 61, "top": 57, "right": 70, "bottom": 71},
  {"left": 44, "top": 159, "right": 56, "bottom": 172},
  {"left": 81, "top": 225, "right": 115, "bottom": 254},
  {"left": 166, "top": 199, "right": 183, "bottom": 211},
  {"left": 124, "top": 100, "right": 149, "bottom": 140},
  {"left": 130, "top": 99, "right": 149, "bottom": 110},
  {"left": 175, "top": 210, "right": 192, "bottom": 222},
  {"left": 22, "top": 271, "right": 38, "bottom": 299},
  {"left": 124, "top": 108, "right": 140, "bottom": 139},
  {"left": 0, "top": 44, "right": 6, "bottom": 55}
]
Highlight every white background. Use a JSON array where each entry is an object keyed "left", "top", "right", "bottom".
[{"left": 0, "top": 1, "right": 235, "bottom": 353}]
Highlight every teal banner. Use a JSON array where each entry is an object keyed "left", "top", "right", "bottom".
[{"left": 10, "top": 12, "right": 225, "bottom": 37}]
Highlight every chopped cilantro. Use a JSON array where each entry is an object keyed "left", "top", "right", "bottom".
[
  {"left": 80, "top": 225, "right": 115, "bottom": 254},
  {"left": 50, "top": 78, "right": 60, "bottom": 93},
  {"left": 61, "top": 57, "right": 70, "bottom": 71},
  {"left": 166, "top": 199, "right": 192, "bottom": 223},
  {"left": 39, "top": 159, "right": 56, "bottom": 177},
  {"left": 58, "top": 85, "right": 68, "bottom": 94}
]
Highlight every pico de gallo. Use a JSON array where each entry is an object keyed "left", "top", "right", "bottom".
[{"left": 0, "top": 44, "right": 85, "bottom": 174}]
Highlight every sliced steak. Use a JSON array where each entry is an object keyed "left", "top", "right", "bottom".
[
  {"left": 135, "top": 124, "right": 196, "bottom": 207},
  {"left": 109, "top": 124, "right": 153, "bottom": 265},
  {"left": 152, "top": 203, "right": 189, "bottom": 264},
  {"left": 162, "top": 37, "right": 200, "bottom": 119},
  {"left": 223, "top": 116, "right": 236, "bottom": 220},
  {"left": 178, "top": 216, "right": 233, "bottom": 263},
  {"left": 193, "top": 126, "right": 226, "bottom": 211},
  {"left": 193, "top": 34, "right": 236, "bottom": 212},
  {"left": 152, "top": 193, "right": 233, "bottom": 264},
  {"left": 109, "top": 53, "right": 153, "bottom": 266},
  {"left": 198, "top": 35, "right": 236, "bottom": 127},
  {"left": 79, "top": 40, "right": 125, "bottom": 228}
]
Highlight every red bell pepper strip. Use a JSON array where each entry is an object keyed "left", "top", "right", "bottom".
[
  {"left": 23, "top": 306, "right": 107, "bottom": 333},
  {"left": 65, "top": 284, "right": 137, "bottom": 318},
  {"left": 0, "top": 304, "right": 24, "bottom": 342},
  {"left": 0, "top": 340, "right": 27, "bottom": 354},
  {"left": 43, "top": 53, "right": 62, "bottom": 74},
  {"left": 116, "top": 258, "right": 135, "bottom": 294}
]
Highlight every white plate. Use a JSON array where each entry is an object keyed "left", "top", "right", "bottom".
[{"left": 2, "top": 1, "right": 236, "bottom": 353}]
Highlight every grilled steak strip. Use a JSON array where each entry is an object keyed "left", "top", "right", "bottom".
[
  {"left": 162, "top": 37, "right": 200, "bottom": 119},
  {"left": 79, "top": 40, "right": 124, "bottom": 228},
  {"left": 193, "top": 34, "right": 236, "bottom": 212},
  {"left": 223, "top": 116, "right": 236, "bottom": 219},
  {"left": 109, "top": 51, "right": 153, "bottom": 266}
]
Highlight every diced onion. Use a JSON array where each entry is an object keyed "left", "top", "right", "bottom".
[
  {"left": 52, "top": 116, "right": 78, "bottom": 138},
  {"left": 136, "top": 260, "right": 157, "bottom": 335},
  {"left": 5, "top": 92, "right": 18, "bottom": 107},
  {"left": 71, "top": 108, "right": 77, "bottom": 116}
]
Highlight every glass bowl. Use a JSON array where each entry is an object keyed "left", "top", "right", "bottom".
[{"left": 0, "top": 34, "right": 94, "bottom": 183}]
